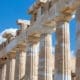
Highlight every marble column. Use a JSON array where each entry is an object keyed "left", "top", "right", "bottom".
[
  {"left": 15, "top": 51, "right": 19, "bottom": 80},
  {"left": 26, "top": 42, "right": 39, "bottom": 80},
  {"left": 1, "top": 62, "right": 7, "bottom": 80},
  {"left": 15, "top": 44, "right": 26, "bottom": 80},
  {"left": 38, "top": 33, "right": 53, "bottom": 80},
  {"left": 0, "top": 68, "right": 2, "bottom": 79},
  {"left": 8, "top": 53, "right": 16, "bottom": 80},
  {"left": 54, "top": 21, "right": 71, "bottom": 80},
  {"left": 25, "top": 43, "right": 32, "bottom": 80},
  {"left": 32, "top": 43, "right": 39, "bottom": 80},
  {"left": 6, "top": 59, "right": 10, "bottom": 80},
  {"left": 1, "top": 53, "right": 16, "bottom": 80},
  {"left": 76, "top": 7, "right": 80, "bottom": 80}
]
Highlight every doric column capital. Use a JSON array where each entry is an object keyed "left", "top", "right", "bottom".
[
  {"left": 8, "top": 51, "right": 16, "bottom": 59},
  {"left": 55, "top": 13, "right": 71, "bottom": 24},
  {"left": 0, "top": 56, "right": 8, "bottom": 65},
  {"left": 28, "top": 36, "right": 40, "bottom": 44},
  {"left": 16, "top": 43, "right": 27, "bottom": 52}
]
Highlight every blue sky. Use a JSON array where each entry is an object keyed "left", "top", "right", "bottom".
[
  {"left": 0, "top": 0, "right": 76, "bottom": 54},
  {"left": 0, "top": 0, "right": 35, "bottom": 32}
]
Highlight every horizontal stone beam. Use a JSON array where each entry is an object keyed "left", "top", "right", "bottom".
[
  {"left": 0, "top": 23, "right": 55, "bottom": 58},
  {"left": 0, "top": 30, "right": 27, "bottom": 58},
  {"left": 29, "top": 0, "right": 80, "bottom": 27}
]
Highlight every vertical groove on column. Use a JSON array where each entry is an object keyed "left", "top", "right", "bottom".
[
  {"left": 76, "top": 7, "right": 80, "bottom": 80},
  {"left": 19, "top": 51, "right": 26, "bottom": 80},
  {"left": 15, "top": 52, "right": 19, "bottom": 80},
  {"left": 6, "top": 59, "right": 10, "bottom": 80},
  {"left": 19, "top": 49, "right": 26, "bottom": 80},
  {"left": 26, "top": 42, "right": 39, "bottom": 80},
  {"left": 32, "top": 43, "right": 39, "bottom": 80},
  {"left": 1, "top": 63, "right": 7, "bottom": 80},
  {"left": 26, "top": 43, "right": 32, "bottom": 80},
  {"left": 8, "top": 55, "right": 16, "bottom": 80},
  {"left": 15, "top": 46, "right": 26, "bottom": 80},
  {"left": 0, "top": 68, "right": 2, "bottom": 79},
  {"left": 55, "top": 22, "right": 71, "bottom": 80},
  {"left": 38, "top": 33, "right": 53, "bottom": 80}
]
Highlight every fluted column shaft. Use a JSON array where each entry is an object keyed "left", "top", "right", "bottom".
[
  {"left": 25, "top": 43, "right": 32, "bottom": 80},
  {"left": 1, "top": 63, "right": 7, "bottom": 80},
  {"left": 0, "top": 68, "right": 2, "bottom": 79},
  {"left": 8, "top": 54, "right": 16, "bottom": 80},
  {"left": 55, "top": 22, "right": 71, "bottom": 80},
  {"left": 6, "top": 59, "right": 10, "bottom": 80},
  {"left": 5, "top": 53, "right": 16, "bottom": 80},
  {"left": 26, "top": 42, "right": 39, "bottom": 80},
  {"left": 31, "top": 43, "right": 39, "bottom": 80},
  {"left": 15, "top": 52, "right": 19, "bottom": 80},
  {"left": 18, "top": 48, "right": 26, "bottom": 80},
  {"left": 76, "top": 7, "right": 80, "bottom": 80},
  {"left": 15, "top": 45, "right": 26, "bottom": 80},
  {"left": 38, "top": 33, "right": 53, "bottom": 80}
]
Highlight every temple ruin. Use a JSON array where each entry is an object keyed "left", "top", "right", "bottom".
[{"left": 0, "top": 0, "right": 80, "bottom": 80}]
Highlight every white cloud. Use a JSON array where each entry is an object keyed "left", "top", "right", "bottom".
[
  {"left": 0, "top": 28, "right": 18, "bottom": 37},
  {"left": 0, "top": 28, "right": 17, "bottom": 44}
]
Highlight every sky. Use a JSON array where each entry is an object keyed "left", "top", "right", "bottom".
[
  {"left": 0, "top": 0, "right": 35, "bottom": 31},
  {"left": 0, "top": 0, "right": 76, "bottom": 55}
]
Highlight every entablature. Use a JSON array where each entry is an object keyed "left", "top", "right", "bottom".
[{"left": 29, "top": 0, "right": 80, "bottom": 27}]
